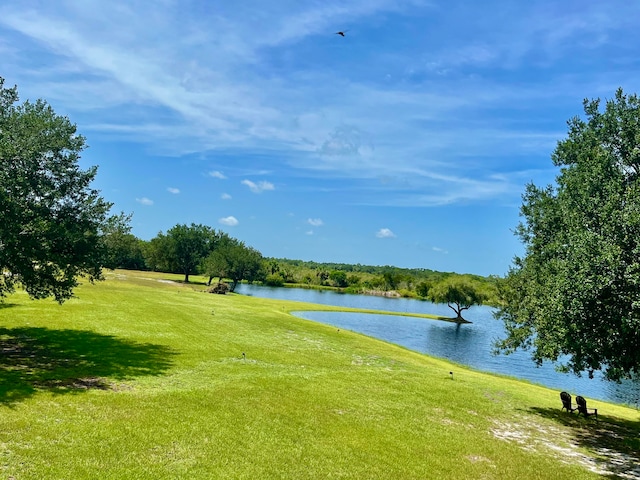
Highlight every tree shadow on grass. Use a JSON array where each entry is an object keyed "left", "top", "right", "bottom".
[
  {"left": 527, "top": 405, "right": 640, "bottom": 479},
  {"left": 0, "top": 327, "right": 175, "bottom": 405}
]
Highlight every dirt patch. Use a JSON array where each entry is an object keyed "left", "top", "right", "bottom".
[{"left": 491, "top": 416, "right": 640, "bottom": 478}]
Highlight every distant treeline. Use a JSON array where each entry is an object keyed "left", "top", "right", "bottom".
[
  {"left": 102, "top": 221, "right": 499, "bottom": 304},
  {"left": 262, "top": 258, "right": 500, "bottom": 305}
]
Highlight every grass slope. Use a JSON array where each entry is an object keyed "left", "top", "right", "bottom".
[{"left": 0, "top": 270, "right": 638, "bottom": 479}]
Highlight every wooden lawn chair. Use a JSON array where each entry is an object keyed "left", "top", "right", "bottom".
[
  {"left": 560, "top": 391, "right": 577, "bottom": 413},
  {"left": 576, "top": 395, "right": 598, "bottom": 419}
]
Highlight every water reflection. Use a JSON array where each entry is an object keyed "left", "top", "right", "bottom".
[
  {"left": 424, "top": 321, "right": 475, "bottom": 365},
  {"left": 236, "top": 284, "right": 640, "bottom": 406}
]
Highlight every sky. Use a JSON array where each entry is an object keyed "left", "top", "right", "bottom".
[{"left": 1, "top": 1, "right": 639, "bottom": 276}]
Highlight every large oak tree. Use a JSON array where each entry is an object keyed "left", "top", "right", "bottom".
[
  {"left": 495, "top": 89, "right": 640, "bottom": 381},
  {"left": 154, "top": 224, "right": 219, "bottom": 283},
  {"left": 0, "top": 78, "right": 114, "bottom": 302},
  {"left": 201, "top": 237, "right": 263, "bottom": 291}
]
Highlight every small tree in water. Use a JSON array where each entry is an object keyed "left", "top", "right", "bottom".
[{"left": 428, "top": 279, "right": 487, "bottom": 322}]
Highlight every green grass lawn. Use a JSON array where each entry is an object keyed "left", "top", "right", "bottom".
[{"left": 1, "top": 270, "right": 638, "bottom": 479}]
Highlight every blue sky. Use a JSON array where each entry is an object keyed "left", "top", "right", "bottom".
[{"left": 1, "top": 1, "right": 639, "bottom": 276}]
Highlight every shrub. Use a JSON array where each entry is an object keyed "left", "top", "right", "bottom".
[
  {"left": 207, "top": 282, "right": 229, "bottom": 294},
  {"left": 264, "top": 274, "right": 284, "bottom": 287}
]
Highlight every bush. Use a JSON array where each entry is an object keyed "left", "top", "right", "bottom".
[
  {"left": 264, "top": 274, "right": 284, "bottom": 287},
  {"left": 416, "top": 281, "right": 431, "bottom": 298},
  {"left": 207, "top": 282, "right": 229, "bottom": 294}
]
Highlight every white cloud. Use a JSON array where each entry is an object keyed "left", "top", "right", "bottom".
[
  {"left": 305, "top": 230, "right": 314, "bottom": 235},
  {"left": 221, "top": 193, "right": 232, "bottom": 200},
  {"left": 136, "top": 197, "right": 154, "bottom": 206},
  {"left": 307, "top": 218, "right": 324, "bottom": 227},
  {"left": 242, "top": 179, "right": 275, "bottom": 193},
  {"left": 2, "top": 1, "right": 637, "bottom": 210},
  {"left": 319, "top": 125, "right": 367, "bottom": 156},
  {"left": 432, "top": 246, "right": 449, "bottom": 254},
  {"left": 376, "top": 228, "right": 396, "bottom": 238},
  {"left": 219, "top": 216, "right": 239, "bottom": 226},
  {"left": 167, "top": 187, "right": 180, "bottom": 194}
]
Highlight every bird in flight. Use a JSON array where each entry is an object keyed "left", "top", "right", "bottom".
[{"left": 335, "top": 30, "right": 348, "bottom": 37}]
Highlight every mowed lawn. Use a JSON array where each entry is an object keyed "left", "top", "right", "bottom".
[{"left": 1, "top": 270, "right": 638, "bottom": 479}]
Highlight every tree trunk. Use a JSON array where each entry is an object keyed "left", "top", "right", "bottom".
[
  {"left": 447, "top": 302, "right": 461, "bottom": 318},
  {"left": 448, "top": 302, "right": 468, "bottom": 322}
]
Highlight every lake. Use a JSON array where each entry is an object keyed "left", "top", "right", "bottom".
[{"left": 235, "top": 283, "right": 640, "bottom": 406}]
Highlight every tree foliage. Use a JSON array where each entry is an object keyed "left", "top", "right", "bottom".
[
  {"left": 427, "top": 278, "right": 486, "bottom": 321},
  {"left": 101, "top": 213, "right": 146, "bottom": 270},
  {"left": 264, "top": 273, "right": 284, "bottom": 287},
  {"left": 495, "top": 89, "right": 640, "bottom": 381},
  {"left": 201, "top": 238, "right": 263, "bottom": 292},
  {"left": 157, "top": 224, "right": 220, "bottom": 282},
  {"left": 201, "top": 234, "right": 235, "bottom": 285},
  {"left": 329, "top": 270, "right": 348, "bottom": 287},
  {"left": 415, "top": 281, "right": 431, "bottom": 298},
  {"left": 0, "top": 78, "right": 114, "bottom": 302}
]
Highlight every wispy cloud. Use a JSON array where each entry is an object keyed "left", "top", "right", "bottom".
[
  {"left": 219, "top": 216, "right": 239, "bottom": 226},
  {"left": 136, "top": 197, "right": 153, "bottom": 206},
  {"left": 0, "top": 21, "right": 528, "bottom": 218},
  {"left": 3, "top": 0, "right": 639, "bottom": 276},
  {"left": 242, "top": 179, "right": 275, "bottom": 194},
  {"left": 307, "top": 218, "right": 324, "bottom": 227},
  {"left": 376, "top": 228, "right": 396, "bottom": 238},
  {"left": 167, "top": 187, "right": 180, "bottom": 194},
  {"left": 1, "top": 1, "right": 637, "bottom": 211}
]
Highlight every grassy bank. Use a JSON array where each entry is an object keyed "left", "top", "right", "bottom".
[{"left": 0, "top": 270, "right": 638, "bottom": 479}]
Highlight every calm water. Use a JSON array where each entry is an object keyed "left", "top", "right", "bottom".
[{"left": 236, "top": 284, "right": 640, "bottom": 406}]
